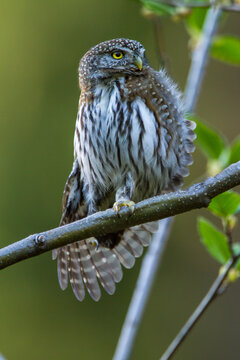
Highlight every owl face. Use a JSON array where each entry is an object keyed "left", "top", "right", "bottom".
[{"left": 79, "top": 39, "right": 148, "bottom": 85}]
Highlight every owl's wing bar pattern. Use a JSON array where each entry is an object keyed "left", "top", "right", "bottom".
[
  {"left": 52, "top": 159, "right": 83, "bottom": 261},
  {"left": 149, "top": 69, "right": 196, "bottom": 190},
  {"left": 60, "top": 158, "right": 82, "bottom": 226}
]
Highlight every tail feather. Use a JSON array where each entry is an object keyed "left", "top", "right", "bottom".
[
  {"left": 130, "top": 222, "right": 159, "bottom": 247},
  {"left": 142, "top": 221, "right": 159, "bottom": 233},
  {"left": 52, "top": 248, "right": 59, "bottom": 260},
  {"left": 68, "top": 243, "right": 85, "bottom": 301},
  {"left": 78, "top": 241, "right": 101, "bottom": 301},
  {"left": 101, "top": 248, "right": 123, "bottom": 283},
  {"left": 54, "top": 220, "right": 159, "bottom": 300},
  {"left": 123, "top": 230, "right": 143, "bottom": 257},
  {"left": 113, "top": 242, "right": 135, "bottom": 269},
  {"left": 113, "top": 222, "right": 159, "bottom": 268},
  {"left": 88, "top": 243, "right": 116, "bottom": 295},
  {"left": 57, "top": 247, "right": 69, "bottom": 290}
]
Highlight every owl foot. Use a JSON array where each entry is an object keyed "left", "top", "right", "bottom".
[
  {"left": 113, "top": 200, "right": 135, "bottom": 215},
  {"left": 88, "top": 238, "right": 99, "bottom": 250}
]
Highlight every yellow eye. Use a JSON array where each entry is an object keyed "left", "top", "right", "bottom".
[{"left": 112, "top": 51, "right": 123, "bottom": 60}]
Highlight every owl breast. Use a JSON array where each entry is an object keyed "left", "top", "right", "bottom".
[{"left": 75, "top": 78, "right": 187, "bottom": 203}]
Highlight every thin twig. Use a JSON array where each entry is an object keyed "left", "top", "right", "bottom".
[
  {"left": 184, "top": 5, "right": 222, "bottom": 112},
  {"left": 225, "top": 215, "right": 234, "bottom": 257},
  {"left": 0, "top": 162, "right": 239, "bottom": 270},
  {"left": 112, "top": 6, "right": 222, "bottom": 360},
  {"left": 160, "top": 256, "right": 239, "bottom": 360},
  {"left": 113, "top": 218, "right": 172, "bottom": 360}
]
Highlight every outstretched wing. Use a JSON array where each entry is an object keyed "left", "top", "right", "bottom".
[{"left": 53, "top": 160, "right": 159, "bottom": 301}]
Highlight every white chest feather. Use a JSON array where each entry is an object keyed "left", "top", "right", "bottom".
[{"left": 74, "top": 80, "right": 183, "bottom": 199}]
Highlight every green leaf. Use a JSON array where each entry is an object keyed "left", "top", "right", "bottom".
[
  {"left": 228, "top": 136, "right": 240, "bottom": 164},
  {"left": 140, "top": 0, "right": 178, "bottom": 16},
  {"left": 211, "top": 35, "right": 240, "bottom": 66},
  {"left": 185, "top": 8, "right": 207, "bottom": 38},
  {"left": 198, "top": 217, "right": 231, "bottom": 264},
  {"left": 195, "top": 120, "right": 227, "bottom": 160},
  {"left": 209, "top": 191, "right": 240, "bottom": 218}
]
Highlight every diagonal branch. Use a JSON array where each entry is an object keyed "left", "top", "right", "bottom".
[{"left": 0, "top": 161, "right": 239, "bottom": 271}]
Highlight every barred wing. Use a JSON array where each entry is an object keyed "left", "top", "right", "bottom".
[{"left": 151, "top": 69, "right": 196, "bottom": 190}]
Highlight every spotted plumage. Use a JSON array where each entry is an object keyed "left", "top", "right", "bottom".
[{"left": 53, "top": 38, "right": 196, "bottom": 301}]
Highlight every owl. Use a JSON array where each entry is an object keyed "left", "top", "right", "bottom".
[{"left": 52, "top": 38, "right": 195, "bottom": 301}]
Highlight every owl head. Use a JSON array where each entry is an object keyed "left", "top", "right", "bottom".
[{"left": 79, "top": 38, "right": 148, "bottom": 87}]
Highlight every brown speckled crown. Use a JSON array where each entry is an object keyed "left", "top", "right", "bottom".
[
  {"left": 86, "top": 38, "right": 144, "bottom": 55},
  {"left": 78, "top": 38, "right": 146, "bottom": 90}
]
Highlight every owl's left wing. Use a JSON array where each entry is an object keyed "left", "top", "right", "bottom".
[
  {"left": 52, "top": 159, "right": 85, "bottom": 289},
  {"left": 59, "top": 159, "right": 83, "bottom": 226}
]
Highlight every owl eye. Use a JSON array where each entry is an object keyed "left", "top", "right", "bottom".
[{"left": 112, "top": 51, "right": 124, "bottom": 60}]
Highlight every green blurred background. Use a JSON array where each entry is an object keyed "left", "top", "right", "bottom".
[{"left": 0, "top": 1, "right": 240, "bottom": 359}]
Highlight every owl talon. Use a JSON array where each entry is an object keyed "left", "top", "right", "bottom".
[
  {"left": 113, "top": 200, "right": 135, "bottom": 215},
  {"left": 89, "top": 238, "right": 99, "bottom": 250}
]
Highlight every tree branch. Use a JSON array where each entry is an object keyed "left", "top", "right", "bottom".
[{"left": 0, "top": 161, "right": 239, "bottom": 270}]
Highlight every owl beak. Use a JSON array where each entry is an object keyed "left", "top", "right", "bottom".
[{"left": 134, "top": 55, "right": 143, "bottom": 71}]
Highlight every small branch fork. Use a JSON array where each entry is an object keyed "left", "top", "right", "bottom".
[{"left": 0, "top": 162, "right": 239, "bottom": 271}]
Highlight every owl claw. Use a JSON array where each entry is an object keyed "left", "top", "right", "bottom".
[
  {"left": 89, "top": 238, "right": 99, "bottom": 250},
  {"left": 113, "top": 200, "right": 135, "bottom": 215}
]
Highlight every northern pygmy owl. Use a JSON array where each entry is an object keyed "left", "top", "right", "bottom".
[{"left": 52, "top": 39, "right": 195, "bottom": 301}]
